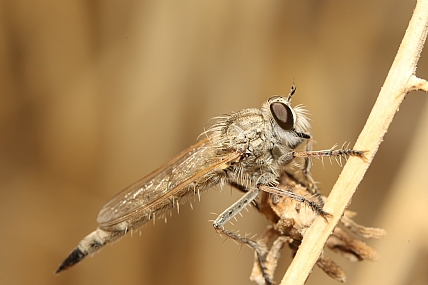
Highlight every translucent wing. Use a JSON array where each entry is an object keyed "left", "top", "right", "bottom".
[{"left": 97, "top": 137, "right": 241, "bottom": 228}]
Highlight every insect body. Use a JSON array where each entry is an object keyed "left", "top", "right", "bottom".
[{"left": 56, "top": 86, "right": 364, "bottom": 284}]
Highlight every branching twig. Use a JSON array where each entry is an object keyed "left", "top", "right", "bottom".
[{"left": 280, "top": 1, "right": 428, "bottom": 284}]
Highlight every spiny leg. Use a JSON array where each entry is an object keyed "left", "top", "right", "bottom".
[
  {"left": 280, "top": 145, "right": 366, "bottom": 188},
  {"left": 258, "top": 184, "right": 331, "bottom": 221},
  {"left": 220, "top": 172, "right": 334, "bottom": 284},
  {"left": 291, "top": 147, "right": 366, "bottom": 162},
  {"left": 213, "top": 188, "right": 273, "bottom": 285},
  {"left": 285, "top": 145, "right": 366, "bottom": 212},
  {"left": 215, "top": 179, "right": 330, "bottom": 285}
]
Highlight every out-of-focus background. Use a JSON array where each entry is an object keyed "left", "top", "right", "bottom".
[{"left": 1, "top": 1, "right": 427, "bottom": 285}]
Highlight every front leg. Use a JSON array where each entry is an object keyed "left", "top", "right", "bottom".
[
  {"left": 279, "top": 145, "right": 366, "bottom": 170},
  {"left": 279, "top": 145, "right": 366, "bottom": 206}
]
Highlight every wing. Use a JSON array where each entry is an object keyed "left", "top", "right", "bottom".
[{"left": 97, "top": 137, "right": 241, "bottom": 228}]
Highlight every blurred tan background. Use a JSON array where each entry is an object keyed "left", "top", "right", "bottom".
[{"left": 1, "top": 1, "right": 428, "bottom": 285}]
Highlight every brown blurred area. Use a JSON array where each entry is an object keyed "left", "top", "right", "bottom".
[{"left": 1, "top": 1, "right": 427, "bottom": 285}]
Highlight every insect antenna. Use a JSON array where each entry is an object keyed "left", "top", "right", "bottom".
[{"left": 286, "top": 83, "right": 297, "bottom": 102}]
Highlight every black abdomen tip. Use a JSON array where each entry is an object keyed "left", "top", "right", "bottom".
[{"left": 55, "top": 248, "right": 86, "bottom": 274}]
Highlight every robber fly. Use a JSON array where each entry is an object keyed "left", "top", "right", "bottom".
[{"left": 56, "top": 85, "right": 364, "bottom": 284}]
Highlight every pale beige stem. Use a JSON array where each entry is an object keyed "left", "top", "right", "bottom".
[
  {"left": 280, "top": 0, "right": 428, "bottom": 284},
  {"left": 408, "top": 75, "right": 428, "bottom": 92}
]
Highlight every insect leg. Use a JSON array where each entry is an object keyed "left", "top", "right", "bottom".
[
  {"left": 213, "top": 188, "right": 272, "bottom": 285},
  {"left": 258, "top": 184, "right": 331, "bottom": 220},
  {"left": 213, "top": 188, "right": 259, "bottom": 228},
  {"left": 292, "top": 148, "right": 366, "bottom": 161},
  {"left": 280, "top": 146, "right": 366, "bottom": 168}
]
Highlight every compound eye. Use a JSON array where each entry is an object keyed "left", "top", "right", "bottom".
[{"left": 270, "top": 102, "right": 295, "bottom": 130}]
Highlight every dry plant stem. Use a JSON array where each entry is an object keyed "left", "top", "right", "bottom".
[{"left": 280, "top": 1, "right": 428, "bottom": 285}]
